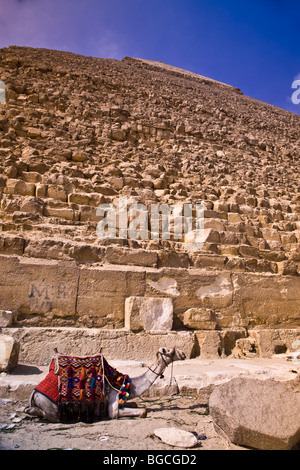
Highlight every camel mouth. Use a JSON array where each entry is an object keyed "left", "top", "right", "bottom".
[{"left": 178, "top": 351, "right": 186, "bottom": 360}]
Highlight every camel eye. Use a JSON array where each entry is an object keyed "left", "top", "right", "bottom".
[{"left": 162, "top": 348, "right": 166, "bottom": 354}]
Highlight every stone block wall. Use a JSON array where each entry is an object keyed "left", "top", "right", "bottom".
[
  {"left": 0, "top": 254, "right": 299, "bottom": 332},
  {"left": 0, "top": 46, "right": 299, "bottom": 360}
]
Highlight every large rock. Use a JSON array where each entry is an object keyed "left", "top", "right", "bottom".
[
  {"left": 154, "top": 427, "right": 198, "bottom": 448},
  {"left": 0, "top": 310, "right": 14, "bottom": 327},
  {"left": 209, "top": 377, "right": 300, "bottom": 450},
  {"left": 125, "top": 296, "right": 173, "bottom": 332},
  {"left": 0, "top": 335, "right": 20, "bottom": 372}
]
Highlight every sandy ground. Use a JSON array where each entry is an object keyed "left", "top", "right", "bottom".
[
  {"left": 0, "top": 394, "right": 243, "bottom": 452},
  {"left": 1, "top": 356, "right": 299, "bottom": 452}
]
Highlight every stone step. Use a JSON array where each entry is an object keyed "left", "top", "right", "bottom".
[
  {"left": 0, "top": 356, "right": 297, "bottom": 401},
  {"left": 0, "top": 232, "right": 298, "bottom": 274}
]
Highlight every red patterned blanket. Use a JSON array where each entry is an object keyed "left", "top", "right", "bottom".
[{"left": 34, "top": 353, "right": 131, "bottom": 422}]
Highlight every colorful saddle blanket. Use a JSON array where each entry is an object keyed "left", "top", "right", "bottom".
[{"left": 34, "top": 354, "right": 131, "bottom": 421}]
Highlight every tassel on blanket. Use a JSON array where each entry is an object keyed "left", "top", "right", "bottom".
[
  {"left": 79, "top": 367, "right": 86, "bottom": 401},
  {"left": 66, "top": 366, "right": 73, "bottom": 400},
  {"left": 90, "top": 367, "right": 97, "bottom": 400},
  {"left": 118, "top": 374, "right": 131, "bottom": 409}
]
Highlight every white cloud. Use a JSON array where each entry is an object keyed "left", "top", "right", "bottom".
[{"left": 96, "top": 33, "right": 123, "bottom": 59}]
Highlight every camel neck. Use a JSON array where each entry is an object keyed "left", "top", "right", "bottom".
[{"left": 129, "top": 361, "right": 166, "bottom": 398}]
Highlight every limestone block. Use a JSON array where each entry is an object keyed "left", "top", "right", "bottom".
[
  {"left": 36, "top": 183, "right": 47, "bottom": 198},
  {"left": 233, "top": 273, "right": 300, "bottom": 328},
  {"left": 111, "top": 128, "right": 127, "bottom": 141},
  {"left": 68, "top": 192, "right": 90, "bottom": 205},
  {"left": 0, "top": 335, "right": 20, "bottom": 372},
  {"left": 261, "top": 228, "right": 281, "bottom": 242},
  {"left": 69, "top": 243, "right": 105, "bottom": 264},
  {"left": 0, "top": 310, "right": 14, "bottom": 327},
  {"left": 110, "top": 176, "right": 124, "bottom": 191},
  {"left": 20, "top": 196, "right": 44, "bottom": 215},
  {"left": 183, "top": 308, "right": 216, "bottom": 330},
  {"left": 204, "top": 210, "right": 227, "bottom": 220},
  {"left": 94, "top": 184, "right": 116, "bottom": 196},
  {"left": 125, "top": 296, "right": 173, "bottom": 332},
  {"left": 23, "top": 171, "right": 43, "bottom": 183},
  {"left": 4, "top": 179, "right": 35, "bottom": 196},
  {"left": 196, "top": 272, "right": 233, "bottom": 309},
  {"left": 27, "top": 127, "right": 42, "bottom": 138},
  {"left": 194, "top": 331, "right": 222, "bottom": 358},
  {"left": 209, "top": 378, "right": 300, "bottom": 450},
  {"left": 230, "top": 337, "right": 258, "bottom": 358},
  {"left": 104, "top": 246, "right": 158, "bottom": 268},
  {"left": 227, "top": 213, "right": 242, "bottom": 223},
  {"left": 277, "top": 260, "right": 298, "bottom": 275},
  {"left": 71, "top": 151, "right": 88, "bottom": 162},
  {"left": 47, "top": 184, "right": 67, "bottom": 202},
  {"left": 248, "top": 329, "right": 300, "bottom": 357},
  {"left": 44, "top": 206, "right": 75, "bottom": 221},
  {"left": 157, "top": 251, "right": 190, "bottom": 268},
  {"left": 191, "top": 254, "right": 227, "bottom": 269},
  {"left": 0, "top": 234, "right": 25, "bottom": 255},
  {"left": 0, "top": 255, "right": 79, "bottom": 318},
  {"left": 204, "top": 218, "right": 225, "bottom": 231},
  {"left": 24, "top": 238, "right": 71, "bottom": 261},
  {"left": 77, "top": 266, "right": 146, "bottom": 326},
  {"left": 80, "top": 205, "right": 100, "bottom": 222}
]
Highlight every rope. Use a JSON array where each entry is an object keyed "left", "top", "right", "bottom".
[{"left": 135, "top": 352, "right": 176, "bottom": 403}]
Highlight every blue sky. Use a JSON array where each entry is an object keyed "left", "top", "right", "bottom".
[{"left": 0, "top": 0, "right": 299, "bottom": 115}]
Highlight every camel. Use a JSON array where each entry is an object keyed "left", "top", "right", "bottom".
[{"left": 25, "top": 347, "right": 186, "bottom": 423}]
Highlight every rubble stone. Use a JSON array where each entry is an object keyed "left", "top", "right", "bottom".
[
  {"left": 209, "top": 377, "right": 300, "bottom": 450},
  {"left": 0, "top": 334, "right": 20, "bottom": 372}
]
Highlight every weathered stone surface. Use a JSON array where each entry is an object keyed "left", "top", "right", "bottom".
[
  {"left": 0, "top": 334, "right": 20, "bottom": 372},
  {"left": 0, "top": 310, "right": 14, "bottom": 327},
  {"left": 0, "top": 46, "right": 299, "bottom": 338},
  {"left": 248, "top": 329, "right": 300, "bottom": 358},
  {"left": 194, "top": 331, "right": 222, "bottom": 358},
  {"left": 233, "top": 274, "right": 300, "bottom": 329},
  {"left": 154, "top": 427, "right": 198, "bottom": 448},
  {"left": 104, "top": 247, "right": 158, "bottom": 268},
  {"left": 4, "top": 327, "right": 194, "bottom": 362},
  {"left": 76, "top": 265, "right": 146, "bottom": 328},
  {"left": 209, "top": 377, "right": 300, "bottom": 450},
  {"left": 0, "top": 255, "right": 79, "bottom": 318},
  {"left": 183, "top": 308, "right": 216, "bottom": 330},
  {"left": 125, "top": 296, "right": 173, "bottom": 332}
]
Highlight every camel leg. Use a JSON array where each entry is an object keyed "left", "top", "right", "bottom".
[
  {"left": 118, "top": 406, "right": 147, "bottom": 418},
  {"left": 108, "top": 391, "right": 147, "bottom": 419},
  {"left": 25, "top": 391, "right": 59, "bottom": 423},
  {"left": 25, "top": 404, "right": 47, "bottom": 420}
]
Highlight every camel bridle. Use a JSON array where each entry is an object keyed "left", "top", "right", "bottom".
[
  {"left": 148, "top": 348, "right": 176, "bottom": 379},
  {"left": 158, "top": 347, "right": 176, "bottom": 368},
  {"left": 136, "top": 347, "right": 179, "bottom": 403}
]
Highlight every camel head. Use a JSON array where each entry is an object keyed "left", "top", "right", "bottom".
[{"left": 157, "top": 347, "right": 186, "bottom": 367}]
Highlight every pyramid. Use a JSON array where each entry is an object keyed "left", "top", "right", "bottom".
[{"left": 0, "top": 46, "right": 299, "bottom": 360}]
